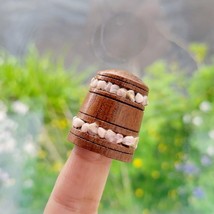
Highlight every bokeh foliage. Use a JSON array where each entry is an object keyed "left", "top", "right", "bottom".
[{"left": 0, "top": 46, "right": 214, "bottom": 214}]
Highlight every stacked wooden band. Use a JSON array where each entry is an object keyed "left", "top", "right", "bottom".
[{"left": 68, "top": 69, "right": 149, "bottom": 162}]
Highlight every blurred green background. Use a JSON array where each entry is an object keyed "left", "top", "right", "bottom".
[
  {"left": 1, "top": 0, "right": 214, "bottom": 213},
  {"left": 0, "top": 44, "right": 214, "bottom": 214}
]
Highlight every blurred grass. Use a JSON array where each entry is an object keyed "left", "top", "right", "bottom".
[{"left": 0, "top": 45, "right": 214, "bottom": 214}]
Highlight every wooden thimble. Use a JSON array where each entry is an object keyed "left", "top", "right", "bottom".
[{"left": 68, "top": 69, "right": 149, "bottom": 162}]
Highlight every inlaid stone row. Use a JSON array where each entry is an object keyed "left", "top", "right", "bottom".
[
  {"left": 90, "top": 78, "right": 148, "bottom": 106},
  {"left": 72, "top": 116, "right": 139, "bottom": 148}
]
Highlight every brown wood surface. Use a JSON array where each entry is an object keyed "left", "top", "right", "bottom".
[
  {"left": 98, "top": 69, "right": 149, "bottom": 92},
  {"left": 96, "top": 75, "right": 148, "bottom": 96},
  {"left": 77, "top": 112, "right": 138, "bottom": 137},
  {"left": 68, "top": 131, "right": 133, "bottom": 162},
  {"left": 90, "top": 87, "right": 145, "bottom": 110},
  {"left": 67, "top": 69, "right": 149, "bottom": 162},
  {"left": 80, "top": 92, "right": 143, "bottom": 133},
  {"left": 70, "top": 128, "right": 134, "bottom": 154},
  {"left": 90, "top": 88, "right": 144, "bottom": 111}
]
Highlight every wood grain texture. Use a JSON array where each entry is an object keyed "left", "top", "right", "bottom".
[
  {"left": 98, "top": 69, "right": 149, "bottom": 92},
  {"left": 67, "top": 69, "right": 149, "bottom": 162},
  {"left": 90, "top": 88, "right": 145, "bottom": 110},
  {"left": 96, "top": 75, "right": 148, "bottom": 96},
  {"left": 70, "top": 128, "right": 134, "bottom": 154},
  {"left": 68, "top": 130, "right": 133, "bottom": 162},
  {"left": 80, "top": 92, "right": 143, "bottom": 133},
  {"left": 77, "top": 112, "right": 138, "bottom": 137}
]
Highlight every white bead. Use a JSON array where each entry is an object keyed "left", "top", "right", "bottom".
[
  {"left": 90, "top": 78, "right": 98, "bottom": 88},
  {"left": 115, "top": 133, "right": 123, "bottom": 143},
  {"left": 81, "top": 123, "right": 89, "bottom": 132},
  {"left": 98, "top": 127, "right": 106, "bottom": 138},
  {"left": 135, "top": 93, "right": 144, "bottom": 104},
  {"left": 142, "top": 96, "right": 148, "bottom": 106},
  {"left": 87, "top": 122, "right": 98, "bottom": 135},
  {"left": 105, "top": 129, "right": 116, "bottom": 143},
  {"left": 110, "top": 84, "right": 119, "bottom": 94},
  {"left": 105, "top": 82, "right": 113, "bottom": 92},
  {"left": 72, "top": 117, "right": 84, "bottom": 128},
  {"left": 134, "top": 137, "right": 139, "bottom": 149},
  {"left": 126, "top": 90, "right": 135, "bottom": 102},
  {"left": 97, "top": 80, "right": 107, "bottom": 90},
  {"left": 117, "top": 88, "right": 127, "bottom": 98},
  {"left": 122, "top": 136, "right": 135, "bottom": 146}
]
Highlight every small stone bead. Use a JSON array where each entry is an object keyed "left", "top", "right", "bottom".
[
  {"left": 73, "top": 117, "right": 84, "bottom": 128},
  {"left": 135, "top": 93, "right": 144, "bottom": 104},
  {"left": 81, "top": 123, "right": 89, "bottom": 132},
  {"left": 122, "top": 136, "right": 135, "bottom": 147},
  {"left": 115, "top": 133, "right": 123, "bottom": 143},
  {"left": 142, "top": 96, "right": 148, "bottom": 106},
  {"left": 105, "top": 129, "right": 116, "bottom": 143},
  {"left": 98, "top": 127, "right": 106, "bottom": 138},
  {"left": 117, "top": 88, "right": 127, "bottom": 98},
  {"left": 97, "top": 80, "right": 107, "bottom": 90},
  {"left": 110, "top": 84, "right": 119, "bottom": 94},
  {"left": 87, "top": 122, "right": 98, "bottom": 135},
  {"left": 105, "top": 82, "right": 113, "bottom": 92},
  {"left": 134, "top": 137, "right": 139, "bottom": 149},
  {"left": 90, "top": 78, "right": 98, "bottom": 88},
  {"left": 126, "top": 90, "right": 135, "bottom": 102}
]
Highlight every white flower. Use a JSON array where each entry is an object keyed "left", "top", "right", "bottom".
[
  {"left": 23, "top": 140, "right": 37, "bottom": 156},
  {"left": 0, "top": 118, "right": 18, "bottom": 132},
  {"left": 208, "top": 130, "right": 214, "bottom": 140},
  {"left": 4, "top": 118, "right": 18, "bottom": 130},
  {"left": 0, "top": 130, "right": 13, "bottom": 141},
  {"left": 0, "top": 111, "right": 6, "bottom": 121},
  {"left": 207, "top": 146, "right": 214, "bottom": 156},
  {"left": 192, "top": 116, "right": 203, "bottom": 126},
  {"left": 182, "top": 114, "right": 191, "bottom": 124},
  {"left": 5, "top": 178, "right": 16, "bottom": 187},
  {"left": 0, "top": 168, "right": 10, "bottom": 182},
  {"left": 0, "top": 138, "right": 16, "bottom": 153},
  {"left": 12, "top": 101, "right": 29, "bottom": 115},
  {"left": 199, "top": 101, "right": 211, "bottom": 112}
]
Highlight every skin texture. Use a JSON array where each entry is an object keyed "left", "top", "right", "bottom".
[{"left": 44, "top": 146, "right": 112, "bottom": 214}]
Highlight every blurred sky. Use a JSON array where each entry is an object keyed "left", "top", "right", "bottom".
[{"left": 0, "top": 0, "right": 214, "bottom": 73}]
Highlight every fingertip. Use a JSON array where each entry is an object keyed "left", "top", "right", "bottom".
[{"left": 45, "top": 146, "right": 112, "bottom": 214}]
